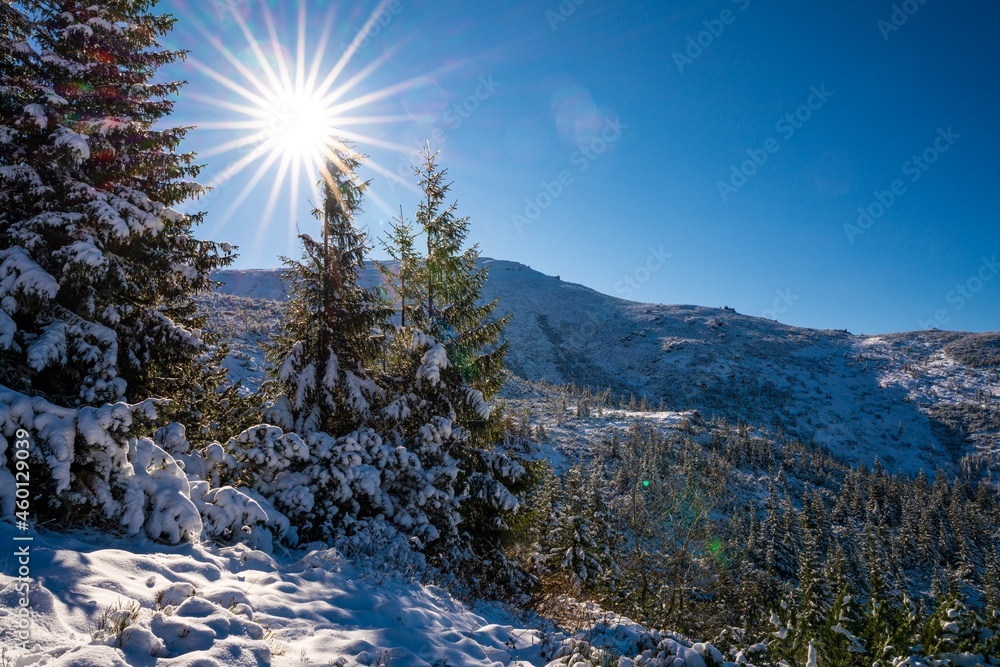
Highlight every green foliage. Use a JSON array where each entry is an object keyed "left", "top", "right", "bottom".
[
  {"left": 379, "top": 146, "right": 534, "bottom": 561},
  {"left": 516, "top": 401, "right": 1000, "bottom": 665},
  {"left": 0, "top": 0, "right": 234, "bottom": 409},
  {"left": 266, "top": 145, "right": 392, "bottom": 435}
]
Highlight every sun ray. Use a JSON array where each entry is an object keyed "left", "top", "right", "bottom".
[
  {"left": 317, "top": 42, "right": 401, "bottom": 108},
  {"left": 325, "top": 73, "right": 442, "bottom": 116},
  {"left": 289, "top": 156, "right": 302, "bottom": 234},
  {"left": 211, "top": 148, "right": 286, "bottom": 234},
  {"left": 295, "top": 0, "right": 307, "bottom": 93},
  {"left": 187, "top": 0, "right": 452, "bottom": 252},
  {"left": 187, "top": 120, "right": 268, "bottom": 131},
  {"left": 230, "top": 9, "right": 286, "bottom": 94},
  {"left": 354, "top": 154, "right": 418, "bottom": 194},
  {"left": 198, "top": 130, "right": 271, "bottom": 160},
  {"left": 304, "top": 5, "right": 338, "bottom": 93},
  {"left": 205, "top": 139, "right": 275, "bottom": 191},
  {"left": 333, "top": 114, "right": 415, "bottom": 126},
  {"left": 257, "top": 151, "right": 294, "bottom": 244},
  {"left": 189, "top": 18, "right": 280, "bottom": 103},
  {"left": 260, "top": 1, "right": 295, "bottom": 93},
  {"left": 188, "top": 57, "right": 273, "bottom": 111},
  {"left": 325, "top": 129, "right": 413, "bottom": 154},
  {"left": 313, "top": 0, "right": 394, "bottom": 100}
]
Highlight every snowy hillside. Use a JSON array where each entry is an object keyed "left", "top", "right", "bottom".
[
  {"left": 203, "top": 261, "right": 1000, "bottom": 477},
  {"left": 0, "top": 521, "right": 725, "bottom": 667}
]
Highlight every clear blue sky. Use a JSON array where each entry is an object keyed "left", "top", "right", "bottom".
[{"left": 159, "top": 0, "right": 999, "bottom": 334}]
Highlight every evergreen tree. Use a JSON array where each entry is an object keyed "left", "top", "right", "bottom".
[
  {"left": 0, "top": 1, "right": 233, "bottom": 408},
  {"left": 380, "top": 147, "right": 532, "bottom": 561},
  {"left": 265, "top": 147, "right": 391, "bottom": 435},
  {"left": 378, "top": 208, "right": 423, "bottom": 329},
  {"left": 796, "top": 503, "right": 826, "bottom": 638},
  {"left": 0, "top": 0, "right": 233, "bottom": 532},
  {"left": 543, "top": 464, "right": 611, "bottom": 593},
  {"left": 410, "top": 145, "right": 509, "bottom": 423}
]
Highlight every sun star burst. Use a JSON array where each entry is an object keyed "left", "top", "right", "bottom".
[{"left": 184, "top": 0, "right": 428, "bottom": 254}]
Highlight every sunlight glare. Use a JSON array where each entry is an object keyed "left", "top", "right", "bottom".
[{"left": 185, "top": 0, "right": 428, "bottom": 245}]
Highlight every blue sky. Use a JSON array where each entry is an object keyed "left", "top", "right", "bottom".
[{"left": 160, "top": 0, "right": 999, "bottom": 334}]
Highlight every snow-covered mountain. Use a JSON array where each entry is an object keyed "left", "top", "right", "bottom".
[{"left": 202, "top": 260, "right": 1000, "bottom": 476}]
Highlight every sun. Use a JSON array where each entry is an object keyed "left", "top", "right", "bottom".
[
  {"left": 264, "top": 89, "right": 338, "bottom": 161},
  {"left": 182, "top": 0, "right": 429, "bottom": 249}
]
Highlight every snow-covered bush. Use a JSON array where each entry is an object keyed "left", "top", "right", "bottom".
[
  {"left": 333, "top": 518, "right": 427, "bottom": 583},
  {"left": 129, "top": 436, "right": 202, "bottom": 543},
  {"left": 189, "top": 482, "right": 288, "bottom": 552},
  {"left": 0, "top": 385, "right": 285, "bottom": 547},
  {"left": 0, "top": 385, "right": 156, "bottom": 533},
  {"left": 217, "top": 414, "right": 462, "bottom": 548}
]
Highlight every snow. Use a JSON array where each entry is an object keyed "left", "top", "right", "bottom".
[
  {"left": 467, "top": 387, "right": 492, "bottom": 419},
  {"left": 0, "top": 246, "right": 61, "bottom": 304},
  {"left": 0, "top": 522, "right": 546, "bottom": 666},
  {"left": 1, "top": 519, "right": 772, "bottom": 666},
  {"left": 10, "top": 41, "right": 36, "bottom": 55},
  {"left": 806, "top": 641, "right": 818, "bottom": 667},
  {"left": 26, "top": 321, "right": 68, "bottom": 371},
  {"left": 22, "top": 103, "right": 47, "bottom": 128},
  {"left": 204, "top": 261, "right": 1000, "bottom": 477},
  {"left": 417, "top": 342, "right": 450, "bottom": 386},
  {"left": 0, "top": 309, "right": 17, "bottom": 350},
  {"left": 86, "top": 16, "right": 123, "bottom": 33},
  {"left": 57, "top": 240, "right": 107, "bottom": 269},
  {"left": 85, "top": 117, "right": 132, "bottom": 135},
  {"left": 45, "top": 89, "right": 69, "bottom": 107},
  {"left": 63, "top": 23, "right": 95, "bottom": 38}
]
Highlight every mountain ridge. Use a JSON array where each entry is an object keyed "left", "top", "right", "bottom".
[{"left": 201, "top": 259, "right": 1000, "bottom": 477}]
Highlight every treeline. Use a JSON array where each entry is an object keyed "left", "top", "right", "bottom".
[{"left": 525, "top": 416, "right": 1000, "bottom": 665}]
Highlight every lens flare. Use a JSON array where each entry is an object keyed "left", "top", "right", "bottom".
[{"left": 182, "top": 0, "right": 433, "bottom": 252}]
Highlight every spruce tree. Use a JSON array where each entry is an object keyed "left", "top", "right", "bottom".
[
  {"left": 380, "top": 147, "right": 532, "bottom": 561},
  {"left": 266, "top": 147, "right": 391, "bottom": 435},
  {"left": 410, "top": 145, "right": 510, "bottom": 425},
  {"left": 0, "top": 1, "right": 244, "bottom": 540},
  {"left": 544, "top": 464, "right": 607, "bottom": 592},
  {"left": 378, "top": 208, "right": 423, "bottom": 329},
  {"left": 0, "top": 1, "right": 233, "bottom": 409}
]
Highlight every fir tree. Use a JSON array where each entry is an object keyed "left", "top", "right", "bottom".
[
  {"left": 378, "top": 208, "right": 423, "bottom": 329},
  {"left": 410, "top": 145, "right": 509, "bottom": 422},
  {"left": 0, "top": 1, "right": 234, "bottom": 408},
  {"left": 265, "top": 146, "right": 391, "bottom": 435},
  {"left": 543, "top": 464, "right": 610, "bottom": 592},
  {"left": 380, "top": 146, "right": 531, "bottom": 560},
  {"left": 0, "top": 0, "right": 233, "bottom": 532}
]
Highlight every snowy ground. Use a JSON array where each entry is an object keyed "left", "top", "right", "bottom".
[
  {"left": 0, "top": 521, "right": 732, "bottom": 667},
  {"left": 0, "top": 521, "right": 553, "bottom": 666}
]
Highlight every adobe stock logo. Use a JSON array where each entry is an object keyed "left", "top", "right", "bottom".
[
  {"left": 761, "top": 288, "right": 799, "bottom": 321},
  {"left": 878, "top": 0, "right": 930, "bottom": 41},
  {"left": 844, "top": 127, "right": 959, "bottom": 244},
  {"left": 546, "top": 0, "right": 586, "bottom": 31},
  {"left": 614, "top": 246, "right": 671, "bottom": 299},
  {"left": 512, "top": 117, "right": 627, "bottom": 234},
  {"left": 919, "top": 256, "right": 999, "bottom": 330},
  {"left": 716, "top": 85, "right": 833, "bottom": 202}
]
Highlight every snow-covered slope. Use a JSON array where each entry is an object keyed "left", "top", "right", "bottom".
[
  {"left": 202, "top": 261, "right": 1000, "bottom": 476},
  {"left": 0, "top": 522, "right": 706, "bottom": 667}
]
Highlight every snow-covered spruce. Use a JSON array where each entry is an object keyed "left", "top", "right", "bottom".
[
  {"left": 0, "top": 2, "right": 232, "bottom": 409},
  {"left": 0, "top": 386, "right": 279, "bottom": 546},
  {"left": 0, "top": 0, "right": 235, "bottom": 534}
]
